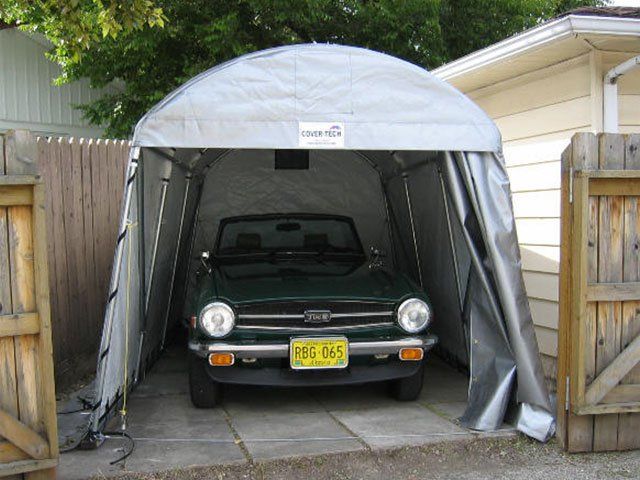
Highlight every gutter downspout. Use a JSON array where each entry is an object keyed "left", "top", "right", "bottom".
[{"left": 603, "top": 55, "right": 640, "bottom": 133}]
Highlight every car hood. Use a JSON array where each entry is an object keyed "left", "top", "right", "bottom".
[{"left": 209, "top": 259, "right": 418, "bottom": 305}]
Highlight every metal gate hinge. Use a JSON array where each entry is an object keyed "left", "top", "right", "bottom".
[{"left": 569, "top": 166, "right": 574, "bottom": 204}]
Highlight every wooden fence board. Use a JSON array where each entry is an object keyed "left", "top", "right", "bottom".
[
  {"left": 0, "top": 314, "right": 40, "bottom": 337},
  {"left": 618, "top": 133, "right": 640, "bottom": 449},
  {"left": 4, "top": 131, "right": 37, "bottom": 176},
  {"left": 92, "top": 140, "right": 111, "bottom": 324},
  {"left": 32, "top": 180, "right": 58, "bottom": 467},
  {"left": 556, "top": 146, "right": 571, "bottom": 449},
  {"left": 36, "top": 139, "right": 59, "bottom": 388},
  {"left": 0, "top": 134, "right": 21, "bottom": 480},
  {"left": 0, "top": 130, "right": 57, "bottom": 478},
  {"left": 28, "top": 135, "right": 130, "bottom": 384},
  {"left": 566, "top": 133, "right": 598, "bottom": 452},
  {"left": 47, "top": 139, "right": 71, "bottom": 374},
  {"left": 80, "top": 139, "right": 99, "bottom": 343},
  {"left": 0, "top": 409, "right": 48, "bottom": 460},
  {"left": 593, "top": 134, "right": 624, "bottom": 451},
  {"left": 559, "top": 132, "right": 640, "bottom": 452},
  {"left": 0, "top": 186, "right": 33, "bottom": 207},
  {"left": 64, "top": 139, "right": 86, "bottom": 356},
  {"left": 0, "top": 441, "right": 30, "bottom": 463}
]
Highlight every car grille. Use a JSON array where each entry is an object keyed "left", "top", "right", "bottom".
[{"left": 235, "top": 301, "right": 396, "bottom": 331}]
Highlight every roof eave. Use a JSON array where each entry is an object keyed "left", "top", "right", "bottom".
[{"left": 433, "top": 15, "right": 640, "bottom": 81}]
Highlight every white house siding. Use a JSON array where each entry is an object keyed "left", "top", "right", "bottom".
[
  {"left": 610, "top": 52, "right": 640, "bottom": 133},
  {"left": 466, "top": 55, "right": 592, "bottom": 368},
  {"left": 461, "top": 50, "right": 640, "bottom": 382},
  {"left": 0, "top": 28, "right": 106, "bottom": 137}
]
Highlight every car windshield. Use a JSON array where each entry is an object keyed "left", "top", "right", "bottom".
[{"left": 216, "top": 215, "right": 364, "bottom": 258}]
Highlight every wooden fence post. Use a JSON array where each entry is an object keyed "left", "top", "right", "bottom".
[{"left": 0, "top": 130, "right": 58, "bottom": 478}]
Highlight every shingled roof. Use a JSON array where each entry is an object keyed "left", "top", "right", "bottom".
[{"left": 560, "top": 6, "right": 640, "bottom": 19}]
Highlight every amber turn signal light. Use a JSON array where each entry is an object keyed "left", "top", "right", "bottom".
[
  {"left": 189, "top": 316, "right": 197, "bottom": 329},
  {"left": 209, "top": 352, "right": 235, "bottom": 366},
  {"left": 399, "top": 348, "right": 424, "bottom": 361}
]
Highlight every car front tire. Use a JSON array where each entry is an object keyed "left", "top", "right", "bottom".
[
  {"left": 189, "top": 354, "right": 221, "bottom": 408},
  {"left": 390, "top": 362, "right": 425, "bottom": 401}
]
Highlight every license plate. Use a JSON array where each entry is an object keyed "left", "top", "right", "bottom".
[{"left": 290, "top": 337, "right": 348, "bottom": 370}]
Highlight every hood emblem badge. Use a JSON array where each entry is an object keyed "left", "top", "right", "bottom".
[{"left": 304, "top": 310, "right": 331, "bottom": 323}]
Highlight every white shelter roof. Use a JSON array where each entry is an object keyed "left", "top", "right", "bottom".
[{"left": 133, "top": 44, "right": 501, "bottom": 152}]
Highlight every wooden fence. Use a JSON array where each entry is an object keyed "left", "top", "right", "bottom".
[
  {"left": 0, "top": 131, "right": 130, "bottom": 389},
  {"left": 0, "top": 131, "right": 58, "bottom": 478},
  {"left": 37, "top": 134, "right": 130, "bottom": 386},
  {"left": 557, "top": 132, "right": 640, "bottom": 452}
]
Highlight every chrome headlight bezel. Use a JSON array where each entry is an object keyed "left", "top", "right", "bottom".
[
  {"left": 199, "top": 302, "right": 235, "bottom": 338},
  {"left": 396, "top": 298, "right": 432, "bottom": 333}
]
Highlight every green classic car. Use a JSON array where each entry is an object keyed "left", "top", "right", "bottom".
[{"left": 187, "top": 213, "right": 438, "bottom": 407}]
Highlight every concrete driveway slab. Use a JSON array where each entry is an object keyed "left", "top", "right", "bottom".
[
  {"left": 427, "top": 401, "right": 468, "bottom": 420},
  {"left": 151, "top": 350, "right": 188, "bottom": 373},
  {"left": 230, "top": 411, "right": 364, "bottom": 460},
  {"left": 58, "top": 344, "right": 518, "bottom": 477},
  {"left": 59, "top": 394, "right": 245, "bottom": 479},
  {"left": 332, "top": 403, "right": 467, "bottom": 449},
  {"left": 125, "top": 395, "right": 230, "bottom": 439},
  {"left": 310, "top": 382, "right": 399, "bottom": 411},
  {"left": 123, "top": 436, "right": 245, "bottom": 472},
  {"left": 58, "top": 437, "right": 135, "bottom": 480},
  {"left": 58, "top": 432, "right": 245, "bottom": 479},
  {"left": 420, "top": 364, "right": 468, "bottom": 403},
  {"left": 131, "top": 371, "right": 188, "bottom": 397},
  {"left": 222, "top": 385, "right": 325, "bottom": 415}
]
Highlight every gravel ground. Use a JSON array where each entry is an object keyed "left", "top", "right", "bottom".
[{"left": 90, "top": 435, "right": 640, "bottom": 480}]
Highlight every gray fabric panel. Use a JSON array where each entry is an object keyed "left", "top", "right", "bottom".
[
  {"left": 142, "top": 150, "right": 174, "bottom": 290},
  {"left": 92, "top": 158, "right": 142, "bottom": 431},
  {"left": 169, "top": 175, "right": 205, "bottom": 324},
  {"left": 383, "top": 174, "right": 419, "bottom": 283},
  {"left": 133, "top": 45, "right": 501, "bottom": 152},
  {"left": 141, "top": 163, "right": 189, "bottom": 367},
  {"left": 406, "top": 160, "right": 469, "bottom": 367},
  {"left": 441, "top": 151, "right": 554, "bottom": 438},
  {"left": 457, "top": 152, "right": 552, "bottom": 412},
  {"left": 198, "top": 149, "right": 391, "bottom": 253}
]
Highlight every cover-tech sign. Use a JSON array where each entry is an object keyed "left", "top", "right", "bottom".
[{"left": 298, "top": 122, "right": 345, "bottom": 148}]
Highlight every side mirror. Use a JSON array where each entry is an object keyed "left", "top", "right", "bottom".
[
  {"left": 200, "top": 250, "right": 212, "bottom": 273},
  {"left": 369, "top": 247, "right": 386, "bottom": 269},
  {"left": 369, "top": 247, "right": 387, "bottom": 258}
]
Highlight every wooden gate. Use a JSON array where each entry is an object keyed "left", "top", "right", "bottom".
[
  {"left": 557, "top": 132, "right": 640, "bottom": 452},
  {"left": 0, "top": 131, "right": 58, "bottom": 477}
]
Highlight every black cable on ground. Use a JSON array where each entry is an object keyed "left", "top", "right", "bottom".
[
  {"left": 103, "top": 431, "right": 135, "bottom": 465},
  {"left": 57, "top": 408, "right": 88, "bottom": 415},
  {"left": 58, "top": 395, "right": 98, "bottom": 414}
]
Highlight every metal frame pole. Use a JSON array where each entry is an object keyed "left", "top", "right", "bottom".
[
  {"left": 403, "top": 173, "right": 423, "bottom": 287},
  {"left": 160, "top": 175, "right": 191, "bottom": 349}
]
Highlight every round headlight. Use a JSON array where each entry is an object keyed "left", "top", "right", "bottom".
[
  {"left": 397, "top": 298, "right": 432, "bottom": 333},
  {"left": 199, "top": 302, "right": 235, "bottom": 338}
]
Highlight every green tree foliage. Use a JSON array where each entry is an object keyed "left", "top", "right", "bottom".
[
  {"left": 440, "top": 0, "right": 607, "bottom": 60},
  {"left": 0, "top": 0, "right": 606, "bottom": 137},
  {"left": 0, "top": 1, "right": 166, "bottom": 79}
]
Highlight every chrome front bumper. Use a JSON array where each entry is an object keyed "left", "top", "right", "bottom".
[{"left": 188, "top": 335, "right": 438, "bottom": 359}]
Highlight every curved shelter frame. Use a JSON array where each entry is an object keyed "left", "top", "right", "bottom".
[{"left": 90, "top": 44, "right": 554, "bottom": 443}]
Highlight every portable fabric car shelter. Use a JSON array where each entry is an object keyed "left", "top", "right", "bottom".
[{"left": 88, "top": 44, "right": 555, "bottom": 444}]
